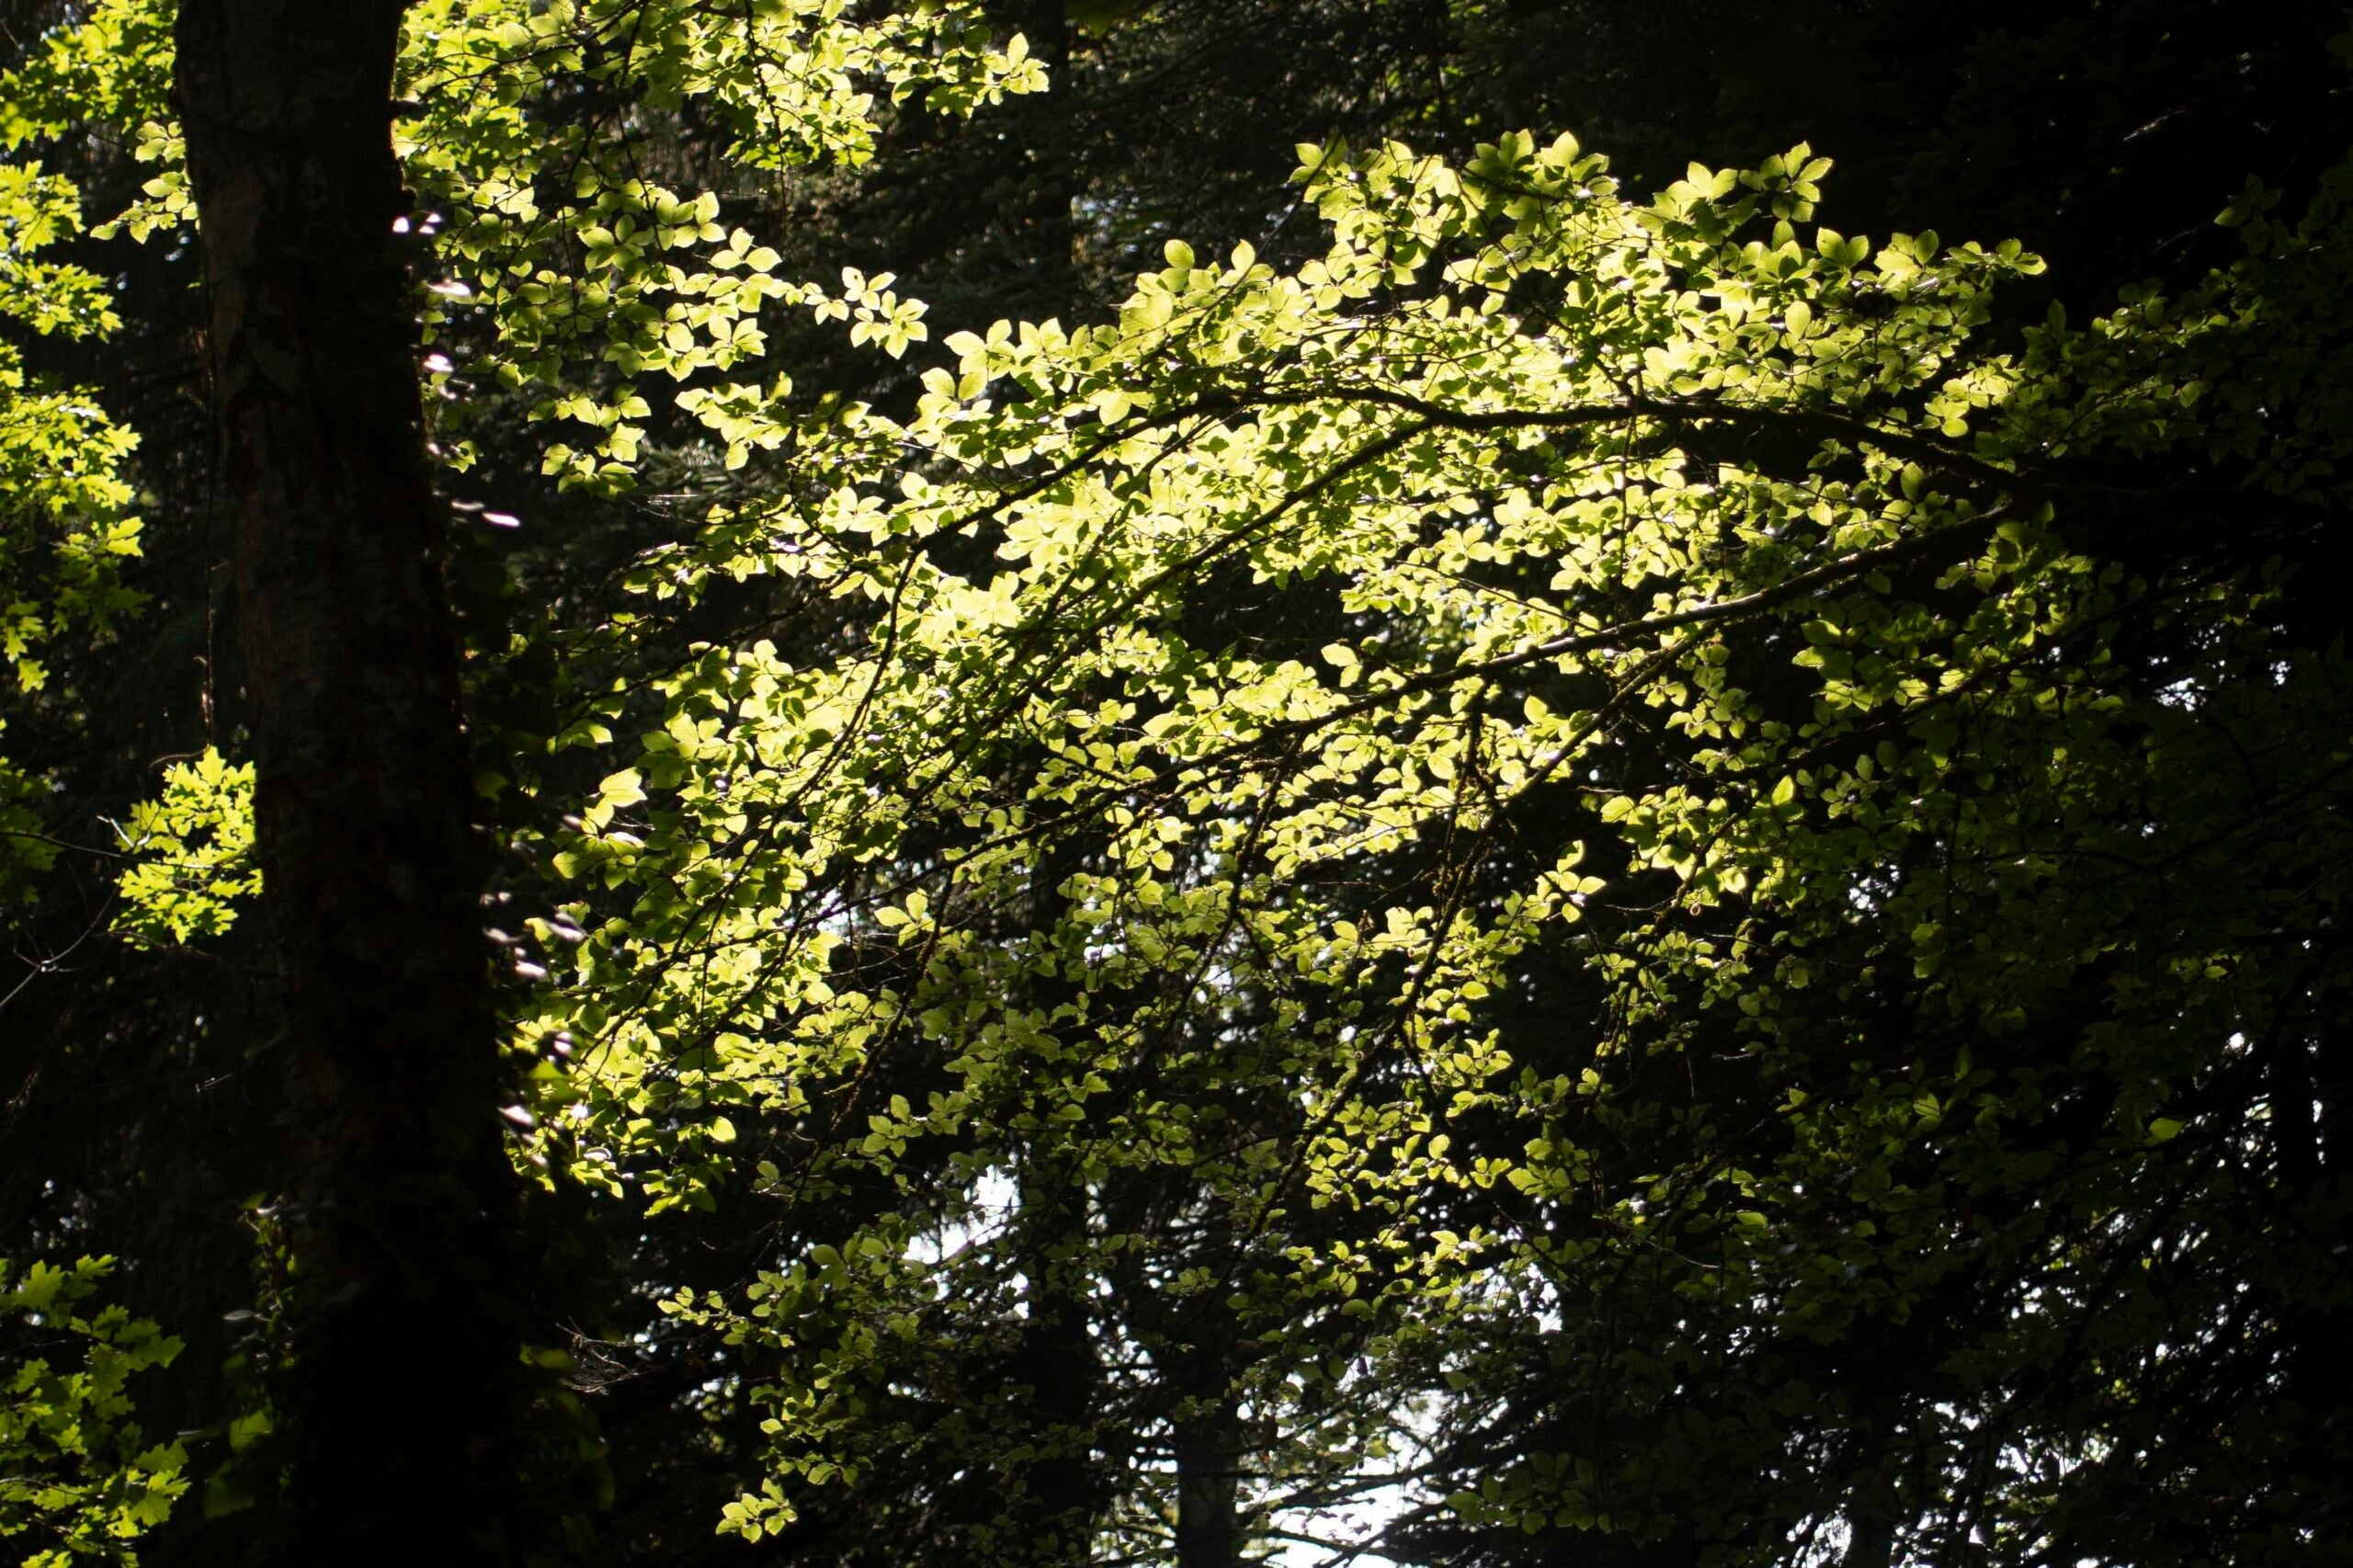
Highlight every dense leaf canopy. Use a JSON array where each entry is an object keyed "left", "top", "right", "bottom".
[{"left": 3, "top": 3, "right": 2348, "bottom": 1565}]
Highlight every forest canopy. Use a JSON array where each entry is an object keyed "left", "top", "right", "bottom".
[{"left": 3, "top": 2, "right": 2348, "bottom": 1565}]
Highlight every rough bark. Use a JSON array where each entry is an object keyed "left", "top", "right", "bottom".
[{"left": 174, "top": 1, "right": 529, "bottom": 1558}]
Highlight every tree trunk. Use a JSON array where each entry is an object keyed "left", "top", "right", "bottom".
[
  {"left": 998, "top": 0, "right": 1075, "bottom": 313},
  {"left": 998, "top": 824, "right": 1106, "bottom": 1564},
  {"left": 1172, "top": 1397, "right": 1245, "bottom": 1568},
  {"left": 1006, "top": 1161, "right": 1106, "bottom": 1566},
  {"left": 174, "top": 1, "right": 529, "bottom": 1558}
]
